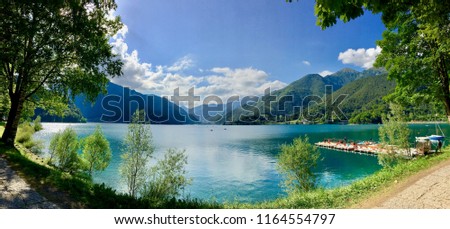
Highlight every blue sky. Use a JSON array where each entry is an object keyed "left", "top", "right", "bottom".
[{"left": 110, "top": 0, "right": 385, "bottom": 100}]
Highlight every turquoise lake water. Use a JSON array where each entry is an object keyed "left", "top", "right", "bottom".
[{"left": 33, "top": 123, "right": 450, "bottom": 203}]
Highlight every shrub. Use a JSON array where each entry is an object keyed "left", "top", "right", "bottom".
[
  {"left": 48, "top": 131, "right": 61, "bottom": 165},
  {"left": 15, "top": 122, "right": 34, "bottom": 144},
  {"left": 81, "top": 125, "right": 112, "bottom": 176},
  {"left": 23, "top": 139, "right": 45, "bottom": 155},
  {"left": 50, "top": 127, "right": 81, "bottom": 173},
  {"left": 377, "top": 153, "right": 407, "bottom": 168},
  {"left": 277, "top": 136, "right": 321, "bottom": 193},
  {"left": 141, "top": 148, "right": 191, "bottom": 202},
  {"left": 378, "top": 103, "right": 411, "bottom": 167},
  {"left": 15, "top": 122, "right": 45, "bottom": 155},
  {"left": 33, "top": 115, "right": 43, "bottom": 132}
]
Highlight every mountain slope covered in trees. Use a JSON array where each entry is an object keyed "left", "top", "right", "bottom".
[
  {"left": 309, "top": 70, "right": 395, "bottom": 124},
  {"left": 224, "top": 68, "right": 388, "bottom": 124},
  {"left": 74, "top": 82, "right": 196, "bottom": 124}
]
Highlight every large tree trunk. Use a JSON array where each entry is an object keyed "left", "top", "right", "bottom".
[{"left": 1, "top": 95, "right": 25, "bottom": 145}]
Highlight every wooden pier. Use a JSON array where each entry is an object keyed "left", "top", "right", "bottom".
[{"left": 315, "top": 140, "right": 418, "bottom": 157}]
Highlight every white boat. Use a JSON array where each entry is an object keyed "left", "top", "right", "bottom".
[
  {"left": 428, "top": 134, "right": 445, "bottom": 141},
  {"left": 415, "top": 122, "right": 445, "bottom": 154}
]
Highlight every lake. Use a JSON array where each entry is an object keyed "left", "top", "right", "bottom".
[{"left": 33, "top": 123, "right": 449, "bottom": 203}]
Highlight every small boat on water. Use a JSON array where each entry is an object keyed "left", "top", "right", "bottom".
[
  {"left": 415, "top": 122, "right": 445, "bottom": 154},
  {"left": 428, "top": 135, "right": 445, "bottom": 141}
]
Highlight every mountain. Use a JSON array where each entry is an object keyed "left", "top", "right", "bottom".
[
  {"left": 74, "top": 82, "right": 196, "bottom": 124},
  {"left": 308, "top": 69, "right": 395, "bottom": 124},
  {"left": 188, "top": 101, "right": 241, "bottom": 124},
  {"left": 34, "top": 68, "right": 392, "bottom": 125},
  {"left": 274, "top": 68, "right": 360, "bottom": 99},
  {"left": 223, "top": 68, "right": 366, "bottom": 124}
]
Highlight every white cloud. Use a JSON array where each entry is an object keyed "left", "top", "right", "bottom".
[
  {"left": 338, "top": 46, "right": 381, "bottom": 69},
  {"left": 167, "top": 56, "right": 194, "bottom": 72},
  {"left": 109, "top": 23, "right": 287, "bottom": 103},
  {"left": 302, "top": 60, "right": 311, "bottom": 66},
  {"left": 198, "top": 67, "right": 287, "bottom": 100},
  {"left": 318, "top": 70, "right": 334, "bottom": 77}
]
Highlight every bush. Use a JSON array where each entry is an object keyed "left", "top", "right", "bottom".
[
  {"left": 378, "top": 103, "right": 411, "bottom": 167},
  {"left": 15, "top": 122, "right": 34, "bottom": 144},
  {"left": 33, "top": 115, "right": 43, "bottom": 132},
  {"left": 48, "top": 131, "right": 61, "bottom": 165},
  {"left": 141, "top": 148, "right": 191, "bottom": 202},
  {"left": 15, "top": 122, "right": 44, "bottom": 155},
  {"left": 377, "top": 153, "right": 407, "bottom": 168},
  {"left": 277, "top": 136, "right": 321, "bottom": 193},
  {"left": 81, "top": 125, "right": 112, "bottom": 176},
  {"left": 50, "top": 127, "right": 81, "bottom": 173},
  {"left": 23, "top": 139, "right": 45, "bottom": 155}
]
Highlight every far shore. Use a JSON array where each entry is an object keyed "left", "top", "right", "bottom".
[{"left": 408, "top": 121, "right": 447, "bottom": 124}]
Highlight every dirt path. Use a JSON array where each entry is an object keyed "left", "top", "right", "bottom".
[
  {"left": 356, "top": 158, "right": 450, "bottom": 209},
  {"left": 0, "top": 155, "right": 59, "bottom": 209}
]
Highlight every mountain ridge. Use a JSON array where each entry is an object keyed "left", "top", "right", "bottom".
[
  {"left": 222, "top": 67, "right": 390, "bottom": 124},
  {"left": 35, "top": 68, "right": 392, "bottom": 124},
  {"left": 74, "top": 82, "right": 196, "bottom": 124}
]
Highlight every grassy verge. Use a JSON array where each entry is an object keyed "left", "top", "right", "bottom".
[
  {"left": 0, "top": 142, "right": 220, "bottom": 209},
  {"left": 226, "top": 148, "right": 450, "bottom": 208}
]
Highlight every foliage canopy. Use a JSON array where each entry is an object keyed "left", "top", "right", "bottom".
[
  {"left": 1, "top": 0, "right": 123, "bottom": 144},
  {"left": 287, "top": 0, "right": 450, "bottom": 121}
]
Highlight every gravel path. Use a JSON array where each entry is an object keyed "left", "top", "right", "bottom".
[
  {"left": 375, "top": 162, "right": 450, "bottom": 209},
  {"left": 356, "top": 159, "right": 450, "bottom": 209},
  {"left": 0, "top": 156, "right": 59, "bottom": 209}
]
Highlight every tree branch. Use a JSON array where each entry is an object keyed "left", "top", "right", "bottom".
[
  {"left": 3, "top": 63, "right": 12, "bottom": 81},
  {"left": 24, "top": 64, "right": 58, "bottom": 100}
]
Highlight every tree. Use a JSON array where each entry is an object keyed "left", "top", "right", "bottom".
[
  {"left": 81, "top": 125, "right": 111, "bottom": 176},
  {"left": 48, "top": 131, "right": 61, "bottom": 164},
  {"left": 277, "top": 136, "right": 320, "bottom": 192},
  {"left": 141, "top": 148, "right": 191, "bottom": 201},
  {"left": 378, "top": 103, "right": 410, "bottom": 166},
  {"left": 119, "top": 110, "right": 155, "bottom": 198},
  {"left": 1, "top": 0, "right": 123, "bottom": 145},
  {"left": 51, "top": 127, "right": 81, "bottom": 173},
  {"left": 287, "top": 1, "right": 450, "bottom": 121}
]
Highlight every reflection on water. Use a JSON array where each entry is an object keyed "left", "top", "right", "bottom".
[{"left": 34, "top": 123, "right": 450, "bottom": 202}]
